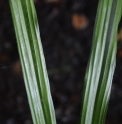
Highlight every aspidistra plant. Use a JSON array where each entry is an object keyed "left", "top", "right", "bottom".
[{"left": 9, "top": 0, "right": 122, "bottom": 124}]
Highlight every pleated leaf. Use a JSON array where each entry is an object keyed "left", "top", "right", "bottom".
[
  {"left": 9, "top": 0, "right": 57, "bottom": 124},
  {"left": 80, "top": 0, "right": 122, "bottom": 124}
]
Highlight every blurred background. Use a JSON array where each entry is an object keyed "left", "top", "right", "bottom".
[{"left": 0, "top": 0, "right": 122, "bottom": 124}]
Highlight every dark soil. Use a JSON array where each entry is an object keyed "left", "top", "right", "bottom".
[{"left": 0, "top": 0, "right": 122, "bottom": 124}]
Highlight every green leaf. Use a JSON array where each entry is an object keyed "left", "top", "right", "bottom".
[
  {"left": 80, "top": 0, "right": 122, "bottom": 124},
  {"left": 9, "top": 0, "right": 57, "bottom": 124}
]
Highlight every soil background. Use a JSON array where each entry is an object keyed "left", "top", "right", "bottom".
[{"left": 0, "top": 0, "right": 122, "bottom": 124}]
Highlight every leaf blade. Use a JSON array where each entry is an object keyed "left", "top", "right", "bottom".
[
  {"left": 9, "top": 0, "right": 57, "bottom": 124},
  {"left": 80, "top": 0, "right": 122, "bottom": 124}
]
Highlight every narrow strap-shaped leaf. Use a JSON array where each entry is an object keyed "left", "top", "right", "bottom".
[
  {"left": 80, "top": 0, "right": 122, "bottom": 124},
  {"left": 9, "top": 0, "right": 57, "bottom": 124}
]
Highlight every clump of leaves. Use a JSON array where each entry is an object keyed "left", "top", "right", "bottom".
[{"left": 9, "top": 0, "right": 122, "bottom": 124}]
